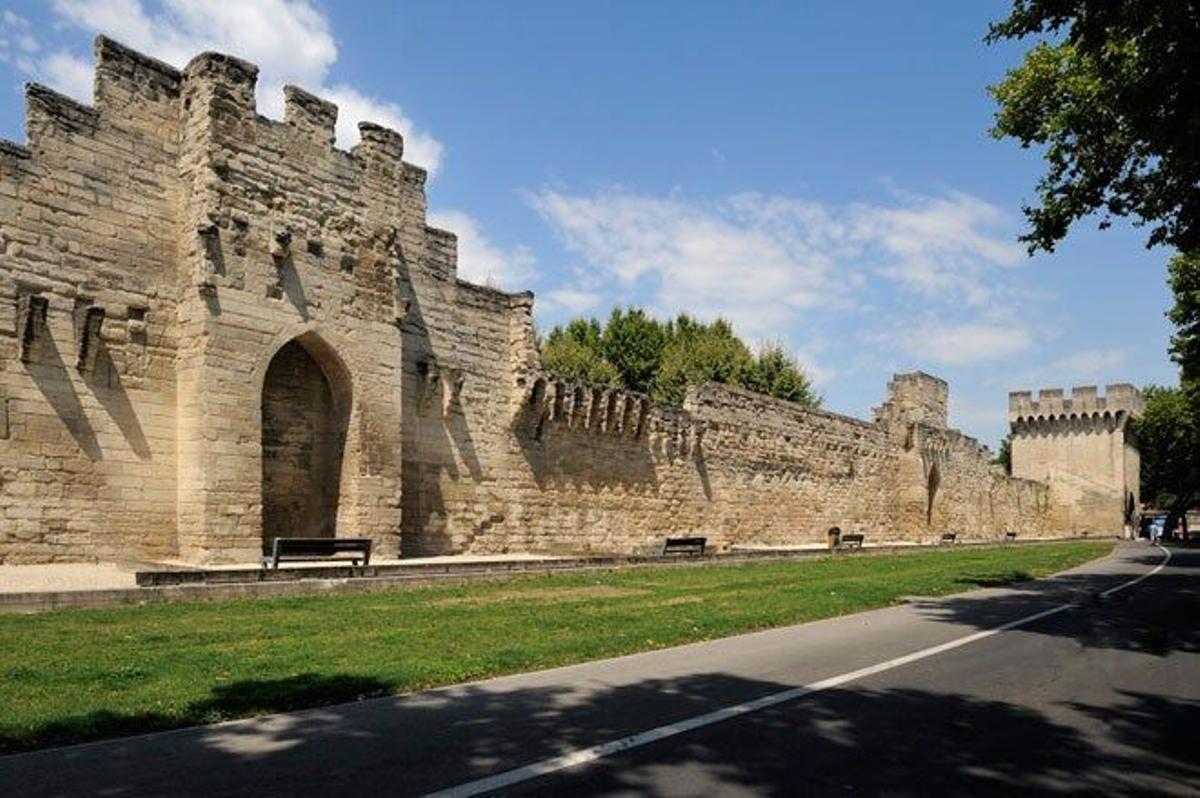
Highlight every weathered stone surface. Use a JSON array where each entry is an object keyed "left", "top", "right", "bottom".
[
  {"left": 0, "top": 38, "right": 1122, "bottom": 565},
  {"left": 1008, "top": 384, "right": 1142, "bottom": 535}
]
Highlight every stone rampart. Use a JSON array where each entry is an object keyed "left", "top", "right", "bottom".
[{"left": 1, "top": 38, "right": 1070, "bottom": 564}]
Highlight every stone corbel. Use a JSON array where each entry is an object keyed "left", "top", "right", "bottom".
[
  {"left": 416, "top": 357, "right": 439, "bottom": 416},
  {"left": 374, "top": 224, "right": 398, "bottom": 252},
  {"left": 195, "top": 222, "right": 220, "bottom": 289},
  {"left": 271, "top": 228, "right": 292, "bottom": 262},
  {"left": 75, "top": 304, "right": 105, "bottom": 373},
  {"left": 16, "top": 293, "right": 48, "bottom": 364},
  {"left": 393, "top": 294, "right": 411, "bottom": 327},
  {"left": 391, "top": 266, "right": 410, "bottom": 326},
  {"left": 441, "top": 367, "right": 464, "bottom": 417}
]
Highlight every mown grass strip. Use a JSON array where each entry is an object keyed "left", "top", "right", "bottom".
[{"left": 0, "top": 540, "right": 1112, "bottom": 753}]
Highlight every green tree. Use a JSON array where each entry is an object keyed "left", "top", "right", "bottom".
[
  {"left": 1133, "top": 384, "right": 1199, "bottom": 529},
  {"left": 990, "top": 3, "right": 1200, "bottom": 521},
  {"left": 540, "top": 308, "right": 821, "bottom": 409},
  {"left": 1168, "top": 251, "right": 1200, "bottom": 384},
  {"left": 540, "top": 318, "right": 621, "bottom": 385},
  {"left": 599, "top": 307, "right": 670, "bottom": 394},
  {"left": 653, "top": 316, "right": 754, "bottom": 406},
  {"left": 743, "top": 341, "right": 820, "bottom": 407},
  {"left": 987, "top": 2, "right": 1200, "bottom": 254},
  {"left": 992, "top": 434, "right": 1013, "bottom": 475}
]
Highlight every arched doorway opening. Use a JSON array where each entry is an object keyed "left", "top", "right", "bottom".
[{"left": 261, "top": 336, "right": 351, "bottom": 550}]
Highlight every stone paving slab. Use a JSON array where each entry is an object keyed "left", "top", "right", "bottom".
[{"left": 0, "top": 563, "right": 138, "bottom": 594}]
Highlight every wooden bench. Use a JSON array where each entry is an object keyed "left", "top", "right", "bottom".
[
  {"left": 262, "top": 537, "right": 372, "bottom": 569},
  {"left": 837, "top": 533, "right": 864, "bottom": 550},
  {"left": 939, "top": 533, "right": 958, "bottom": 546},
  {"left": 661, "top": 536, "right": 707, "bottom": 556},
  {"left": 1004, "top": 532, "right": 1018, "bottom": 543}
]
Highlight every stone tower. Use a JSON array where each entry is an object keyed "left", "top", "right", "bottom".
[
  {"left": 1008, "top": 384, "right": 1142, "bottom": 534},
  {"left": 872, "top": 371, "right": 949, "bottom": 433}
]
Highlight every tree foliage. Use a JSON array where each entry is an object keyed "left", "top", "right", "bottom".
[
  {"left": 540, "top": 319, "right": 621, "bottom": 386},
  {"left": 1133, "top": 384, "right": 1199, "bottom": 520},
  {"left": 742, "top": 340, "right": 819, "bottom": 407},
  {"left": 1168, "top": 251, "right": 1200, "bottom": 384},
  {"left": 992, "top": 434, "right": 1013, "bottom": 475},
  {"left": 990, "top": 3, "right": 1200, "bottom": 518},
  {"left": 988, "top": 1, "right": 1200, "bottom": 253},
  {"left": 598, "top": 308, "right": 670, "bottom": 394},
  {"left": 539, "top": 309, "right": 821, "bottom": 409},
  {"left": 653, "top": 317, "right": 754, "bottom": 406}
]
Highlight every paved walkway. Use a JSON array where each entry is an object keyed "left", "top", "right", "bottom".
[
  {"left": 0, "top": 562, "right": 138, "bottom": 594},
  {"left": 0, "top": 553, "right": 565, "bottom": 595}
]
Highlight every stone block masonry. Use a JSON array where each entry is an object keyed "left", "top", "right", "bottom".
[
  {"left": 0, "top": 38, "right": 1117, "bottom": 564},
  {"left": 1009, "top": 384, "right": 1142, "bottom": 535}
]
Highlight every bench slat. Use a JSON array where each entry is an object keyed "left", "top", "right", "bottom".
[
  {"left": 838, "top": 533, "right": 864, "bottom": 550},
  {"left": 662, "top": 536, "right": 706, "bottom": 556},
  {"left": 264, "top": 537, "right": 372, "bottom": 569}
]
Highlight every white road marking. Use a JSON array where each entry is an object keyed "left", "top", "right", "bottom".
[
  {"left": 426, "top": 544, "right": 1172, "bottom": 798},
  {"left": 1099, "top": 543, "right": 1171, "bottom": 597}
]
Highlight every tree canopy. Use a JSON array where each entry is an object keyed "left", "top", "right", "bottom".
[
  {"left": 990, "top": 2, "right": 1200, "bottom": 517},
  {"left": 988, "top": 1, "right": 1200, "bottom": 253},
  {"left": 992, "top": 434, "right": 1013, "bottom": 475},
  {"left": 540, "top": 319, "right": 621, "bottom": 387},
  {"left": 539, "top": 309, "right": 820, "bottom": 409},
  {"left": 1133, "top": 384, "right": 1198, "bottom": 519}
]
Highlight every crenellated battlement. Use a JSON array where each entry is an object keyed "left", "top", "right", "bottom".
[
  {"left": 520, "top": 374, "right": 658, "bottom": 442},
  {"left": 1, "top": 34, "right": 1067, "bottom": 566},
  {"left": 1008, "top": 384, "right": 1143, "bottom": 426},
  {"left": 0, "top": 36, "right": 423, "bottom": 194}
]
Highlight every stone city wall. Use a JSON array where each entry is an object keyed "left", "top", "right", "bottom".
[
  {"left": 1, "top": 38, "right": 1066, "bottom": 564},
  {"left": 402, "top": 363, "right": 1050, "bottom": 556}
]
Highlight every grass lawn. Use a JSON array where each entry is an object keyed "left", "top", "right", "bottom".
[{"left": 0, "top": 540, "right": 1112, "bottom": 753}]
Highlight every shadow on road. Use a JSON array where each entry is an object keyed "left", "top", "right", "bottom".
[
  {"left": 910, "top": 545, "right": 1200, "bottom": 657},
  {"left": 4, "top": 670, "right": 1198, "bottom": 796},
  {"left": 4, "top": 544, "right": 1197, "bottom": 796},
  {"left": 516, "top": 684, "right": 1200, "bottom": 796}
]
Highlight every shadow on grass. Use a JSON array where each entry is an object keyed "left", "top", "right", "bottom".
[
  {"left": 954, "top": 569, "right": 1034, "bottom": 588},
  {"left": 0, "top": 674, "right": 392, "bottom": 755}
]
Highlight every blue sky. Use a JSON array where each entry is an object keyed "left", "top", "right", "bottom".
[{"left": 0, "top": 1, "right": 1180, "bottom": 446}]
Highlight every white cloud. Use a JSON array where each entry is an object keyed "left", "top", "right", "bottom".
[
  {"left": 541, "top": 288, "right": 602, "bottom": 315},
  {"left": 528, "top": 189, "right": 850, "bottom": 338},
  {"left": 50, "top": 0, "right": 335, "bottom": 84},
  {"left": 40, "top": 50, "right": 92, "bottom": 100},
  {"left": 14, "top": 0, "right": 443, "bottom": 170},
  {"left": 321, "top": 84, "right": 443, "bottom": 178},
  {"left": 0, "top": 10, "right": 39, "bottom": 72},
  {"left": 2, "top": 10, "right": 30, "bottom": 29},
  {"left": 725, "top": 190, "right": 1024, "bottom": 305},
  {"left": 1009, "top": 347, "right": 1130, "bottom": 388},
  {"left": 528, "top": 187, "right": 1025, "bottom": 347},
  {"left": 897, "top": 320, "right": 1032, "bottom": 366},
  {"left": 427, "top": 210, "right": 537, "bottom": 289}
]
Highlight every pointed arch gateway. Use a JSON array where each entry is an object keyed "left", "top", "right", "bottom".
[{"left": 260, "top": 332, "right": 353, "bottom": 550}]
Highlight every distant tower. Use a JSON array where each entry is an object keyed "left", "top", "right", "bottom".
[
  {"left": 873, "top": 371, "right": 949, "bottom": 432},
  {"left": 1008, "top": 384, "right": 1143, "bottom": 534}
]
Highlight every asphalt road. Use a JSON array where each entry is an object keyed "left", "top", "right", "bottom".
[{"left": 2, "top": 542, "right": 1197, "bottom": 797}]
